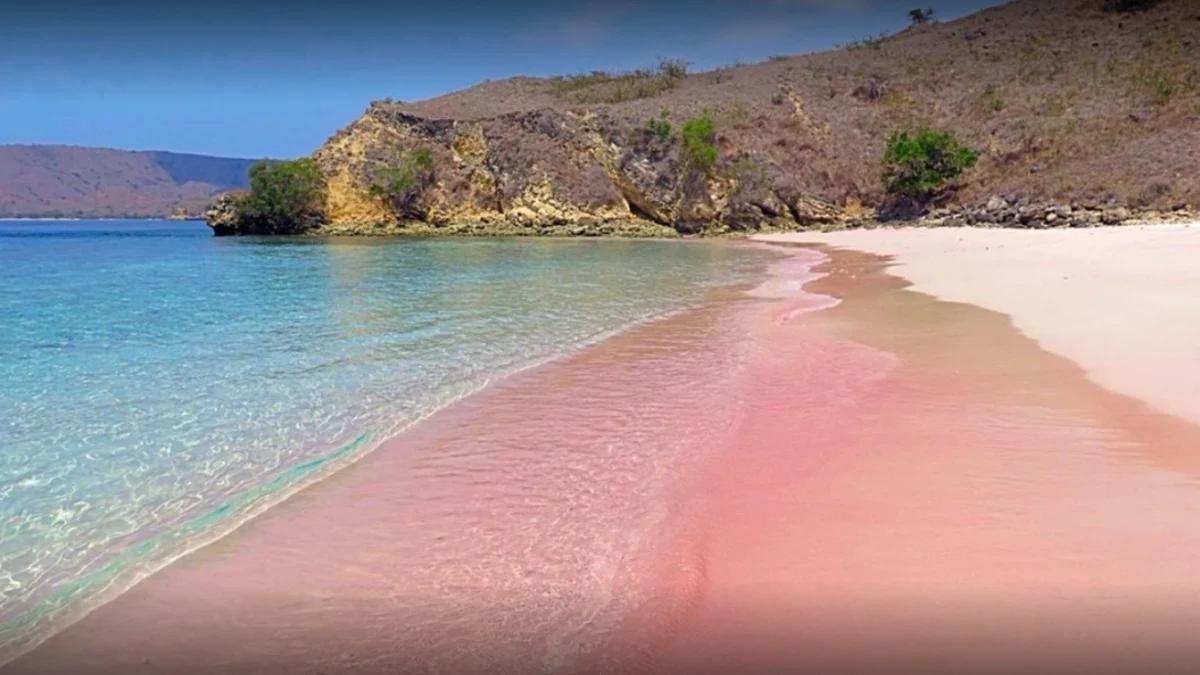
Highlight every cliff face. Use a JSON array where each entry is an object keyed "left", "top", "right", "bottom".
[
  {"left": 208, "top": 0, "right": 1199, "bottom": 235},
  {"left": 296, "top": 105, "right": 844, "bottom": 236}
]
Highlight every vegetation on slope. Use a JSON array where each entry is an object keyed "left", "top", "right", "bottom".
[
  {"left": 882, "top": 127, "right": 979, "bottom": 198},
  {"left": 679, "top": 112, "right": 718, "bottom": 174},
  {"left": 380, "top": 0, "right": 1198, "bottom": 215},
  {"left": 230, "top": 159, "right": 326, "bottom": 234},
  {"left": 209, "top": 0, "right": 1199, "bottom": 236},
  {"left": 368, "top": 148, "right": 436, "bottom": 219},
  {"left": 551, "top": 59, "right": 690, "bottom": 105}
]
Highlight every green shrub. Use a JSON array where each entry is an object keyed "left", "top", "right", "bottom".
[
  {"left": 412, "top": 147, "right": 434, "bottom": 167},
  {"left": 881, "top": 127, "right": 978, "bottom": 197},
  {"left": 771, "top": 91, "right": 785, "bottom": 105},
  {"left": 643, "top": 109, "right": 672, "bottom": 139},
  {"left": 369, "top": 148, "right": 436, "bottom": 218},
  {"left": 680, "top": 112, "right": 718, "bottom": 173},
  {"left": 234, "top": 158, "right": 325, "bottom": 233}
]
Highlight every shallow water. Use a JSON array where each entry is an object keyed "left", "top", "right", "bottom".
[
  {"left": 0, "top": 220, "right": 775, "bottom": 656},
  {"left": 10, "top": 242, "right": 1200, "bottom": 675}
]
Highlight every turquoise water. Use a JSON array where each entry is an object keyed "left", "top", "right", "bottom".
[{"left": 0, "top": 220, "right": 773, "bottom": 653}]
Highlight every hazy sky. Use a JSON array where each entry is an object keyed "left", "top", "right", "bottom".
[{"left": 0, "top": 0, "right": 1000, "bottom": 158}]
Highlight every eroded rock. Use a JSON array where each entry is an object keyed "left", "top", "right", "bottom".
[{"left": 206, "top": 106, "right": 849, "bottom": 236}]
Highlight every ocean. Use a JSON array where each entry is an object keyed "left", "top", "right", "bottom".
[{"left": 0, "top": 219, "right": 776, "bottom": 658}]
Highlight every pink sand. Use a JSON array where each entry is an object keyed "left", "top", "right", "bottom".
[
  {"left": 9, "top": 241, "right": 1200, "bottom": 675},
  {"left": 652, "top": 244, "right": 1200, "bottom": 674},
  {"left": 757, "top": 225, "right": 1200, "bottom": 427}
]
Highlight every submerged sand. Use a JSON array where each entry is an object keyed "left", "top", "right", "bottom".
[{"left": 756, "top": 224, "right": 1200, "bottom": 427}]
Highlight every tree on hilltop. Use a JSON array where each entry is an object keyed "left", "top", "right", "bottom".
[{"left": 908, "top": 7, "right": 935, "bottom": 24}]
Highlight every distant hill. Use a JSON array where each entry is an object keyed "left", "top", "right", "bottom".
[{"left": 0, "top": 145, "right": 260, "bottom": 219}]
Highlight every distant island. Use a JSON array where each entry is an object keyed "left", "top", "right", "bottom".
[
  {"left": 207, "top": 0, "right": 1197, "bottom": 237},
  {"left": 0, "top": 145, "right": 260, "bottom": 220}
]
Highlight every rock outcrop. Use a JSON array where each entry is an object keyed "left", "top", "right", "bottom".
[
  {"left": 208, "top": 105, "right": 850, "bottom": 236},
  {"left": 204, "top": 192, "right": 242, "bottom": 236}
]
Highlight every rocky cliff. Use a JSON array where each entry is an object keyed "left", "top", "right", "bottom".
[
  {"left": 291, "top": 105, "right": 846, "bottom": 236},
  {"left": 208, "top": 0, "right": 1199, "bottom": 236}
]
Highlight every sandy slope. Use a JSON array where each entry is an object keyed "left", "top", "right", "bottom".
[{"left": 756, "top": 224, "right": 1200, "bottom": 427}]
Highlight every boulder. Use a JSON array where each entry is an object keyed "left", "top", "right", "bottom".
[{"left": 204, "top": 192, "right": 242, "bottom": 236}]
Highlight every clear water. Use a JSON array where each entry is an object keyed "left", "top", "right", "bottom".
[{"left": 0, "top": 220, "right": 773, "bottom": 653}]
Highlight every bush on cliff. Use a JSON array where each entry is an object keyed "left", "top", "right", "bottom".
[
  {"left": 369, "top": 148, "right": 436, "bottom": 219},
  {"left": 877, "top": 127, "right": 978, "bottom": 220},
  {"left": 674, "top": 112, "right": 720, "bottom": 226},
  {"left": 233, "top": 158, "right": 326, "bottom": 234},
  {"left": 642, "top": 108, "right": 673, "bottom": 140},
  {"left": 680, "top": 112, "right": 717, "bottom": 174},
  {"left": 881, "top": 127, "right": 978, "bottom": 198}
]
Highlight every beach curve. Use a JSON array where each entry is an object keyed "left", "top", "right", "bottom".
[
  {"left": 755, "top": 224, "right": 1200, "bottom": 427},
  {"left": 10, "top": 238, "right": 1200, "bottom": 674}
]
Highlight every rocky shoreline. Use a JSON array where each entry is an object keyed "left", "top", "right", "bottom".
[
  {"left": 906, "top": 197, "right": 1197, "bottom": 231},
  {"left": 307, "top": 218, "right": 680, "bottom": 238},
  {"left": 206, "top": 191, "right": 1196, "bottom": 238},
  {"left": 202, "top": 103, "right": 1194, "bottom": 239}
]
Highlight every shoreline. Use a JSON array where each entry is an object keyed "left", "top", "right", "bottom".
[
  {"left": 0, "top": 247, "right": 782, "bottom": 671},
  {"left": 0, "top": 243, "right": 803, "bottom": 675},
  {"left": 211, "top": 211, "right": 1198, "bottom": 238},
  {"left": 10, "top": 232, "right": 1200, "bottom": 673},
  {"left": 649, "top": 241, "right": 1200, "bottom": 674},
  {"left": 754, "top": 223, "right": 1200, "bottom": 427},
  {"left": 6, "top": 208, "right": 1195, "bottom": 235}
]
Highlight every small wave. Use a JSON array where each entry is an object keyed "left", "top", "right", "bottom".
[
  {"left": 0, "top": 429, "right": 377, "bottom": 665},
  {"left": 0, "top": 291, "right": 737, "bottom": 669}
]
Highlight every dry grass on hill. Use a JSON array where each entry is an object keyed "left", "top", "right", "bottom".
[{"left": 386, "top": 0, "right": 1199, "bottom": 210}]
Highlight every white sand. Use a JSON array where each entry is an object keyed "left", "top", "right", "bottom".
[{"left": 755, "top": 224, "right": 1200, "bottom": 427}]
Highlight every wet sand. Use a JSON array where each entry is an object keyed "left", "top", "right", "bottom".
[
  {"left": 654, "top": 245, "right": 1200, "bottom": 674},
  {"left": 9, "top": 240, "right": 1200, "bottom": 674}
]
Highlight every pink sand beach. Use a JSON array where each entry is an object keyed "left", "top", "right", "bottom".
[{"left": 9, "top": 227, "right": 1200, "bottom": 675}]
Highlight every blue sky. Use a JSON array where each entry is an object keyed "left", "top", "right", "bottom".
[{"left": 0, "top": 0, "right": 999, "bottom": 158}]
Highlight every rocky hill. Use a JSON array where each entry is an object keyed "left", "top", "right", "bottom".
[
  {"left": 0, "top": 145, "right": 257, "bottom": 219},
  {"left": 209, "top": 0, "right": 1199, "bottom": 236}
]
